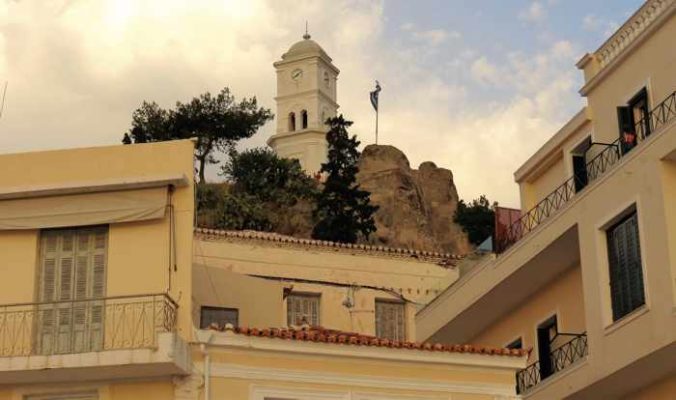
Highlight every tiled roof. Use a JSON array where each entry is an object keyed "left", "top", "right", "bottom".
[
  {"left": 214, "top": 324, "right": 527, "bottom": 358},
  {"left": 195, "top": 227, "right": 464, "bottom": 265}
]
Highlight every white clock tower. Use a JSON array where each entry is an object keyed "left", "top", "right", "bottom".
[{"left": 268, "top": 32, "right": 340, "bottom": 175}]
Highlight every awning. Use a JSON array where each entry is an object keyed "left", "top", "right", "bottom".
[{"left": 0, "top": 186, "right": 169, "bottom": 230}]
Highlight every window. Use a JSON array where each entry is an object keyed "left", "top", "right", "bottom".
[
  {"left": 607, "top": 211, "right": 645, "bottom": 321},
  {"left": 375, "top": 300, "right": 405, "bottom": 341},
  {"left": 38, "top": 227, "right": 108, "bottom": 355},
  {"left": 617, "top": 88, "right": 650, "bottom": 153},
  {"left": 301, "top": 110, "right": 308, "bottom": 129},
  {"left": 506, "top": 337, "right": 523, "bottom": 350},
  {"left": 287, "top": 293, "right": 320, "bottom": 326},
  {"left": 288, "top": 112, "right": 296, "bottom": 132},
  {"left": 200, "top": 306, "right": 238, "bottom": 329}
]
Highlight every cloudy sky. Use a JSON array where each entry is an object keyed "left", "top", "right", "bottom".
[{"left": 0, "top": 0, "right": 643, "bottom": 206}]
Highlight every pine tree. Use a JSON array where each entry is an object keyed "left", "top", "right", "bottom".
[{"left": 312, "top": 115, "right": 378, "bottom": 243}]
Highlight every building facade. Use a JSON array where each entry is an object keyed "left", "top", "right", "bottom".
[
  {"left": 268, "top": 33, "right": 339, "bottom": 174},
  {"left": 0, "top": 140, "right": 196, "bottom": 399},
  {"left": 418, "top": 0, "right": 676, "bottom": 398}
]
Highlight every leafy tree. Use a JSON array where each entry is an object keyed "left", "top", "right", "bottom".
[
  {"left": 122, "top": 88, "right": 273, "bottom": 183},
  {"left": 454, "top": 195, "right": 495, "bottom": 246},
  {"left": 222, "top": 148, "right": 317, "bottom": 205},
  {"left": 312, "top": 115, "right": 378, "bottom": 243}
]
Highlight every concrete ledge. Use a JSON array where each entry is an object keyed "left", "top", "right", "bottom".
[{"left": 0, "top": 333, "right": 191, "bottom": 384}]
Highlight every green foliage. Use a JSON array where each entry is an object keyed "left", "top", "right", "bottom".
[
  {"left": 312, "top": 115, "right": 378, "bottom": 243},
  {"left": 454, "top": 195, "right": 495, "bottom": 246},
  {"left": 196, "top": 148, "right": 318, "bottom": 233},
  {"left": 222, "top": 148, "right": 317, "bottom": 205},
  {"left": 122, "top": 88, "right": 273, "bottom": 183}
]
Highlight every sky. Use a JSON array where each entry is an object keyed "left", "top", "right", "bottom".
[{"left": 0, "top": 0, "right": 644, "bottom": 207}]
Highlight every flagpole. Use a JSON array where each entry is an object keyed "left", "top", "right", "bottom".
[{"left": 375, "top": 108, "right": 379, "bottom": 145}]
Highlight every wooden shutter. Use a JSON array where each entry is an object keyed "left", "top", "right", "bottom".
[
  {"left": 287, "top": 294, "right": 319, "bottom": 326},
  {"left": 37, "top": 227, "right": 107, "bottom": 355},
  {"left": 375, "top": 300, "right": 405, "bottom": 341},
  {"left": 607, "top": 212, "right": 644, "bottom": 321}
]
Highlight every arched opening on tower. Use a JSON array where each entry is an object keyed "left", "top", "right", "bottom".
[
  {"left": 301, "top": 110, "right": 308, "bottom": 129},
  {"left": 288, "top": 112, "right": 296, "bottom": 132}
]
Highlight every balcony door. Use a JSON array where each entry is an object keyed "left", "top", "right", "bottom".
[
  {"left": 536, "top": 315, "right": 558, "bottom": 381},
  {"left": 37, "top": 227, "right": 108, "bottom": 355}
]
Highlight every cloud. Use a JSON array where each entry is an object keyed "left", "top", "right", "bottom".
[
  {"left": 583, "top": 14, "right": 620, "bottom": 37},
  {"left": 519, "top": 1, "right": 546, "bottom": 23},
  {"left": 0, "top": 0, "right": 582, "bottom": 207}
]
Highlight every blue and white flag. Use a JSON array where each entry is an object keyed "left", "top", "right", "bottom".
[{"left": 370, "top": 80, "right": 381, "bottom": 112}]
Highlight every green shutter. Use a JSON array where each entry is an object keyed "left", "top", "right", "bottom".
[{"left": 607, "top": 212, "right": 645, "bottom": 321}]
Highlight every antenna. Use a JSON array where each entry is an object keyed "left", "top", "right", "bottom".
[
  {"left": 303, "top": 21, "right": 311, "bottom": 40},
  {"left": 0, "top": 82, "right": 7, "bottom": 119}
]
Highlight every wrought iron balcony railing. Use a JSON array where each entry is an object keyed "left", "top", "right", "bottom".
[
  {"left": 496, "top": 90, "right": 676, "bottom": 253},
  {"left": 0, "top": 293, "right": 177, "bottom": 357},
  {"left": 516, "top": 332, "right": 588, "bottom": 394}
]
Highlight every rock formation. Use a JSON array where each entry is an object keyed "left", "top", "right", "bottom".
[{"left": 356, "top": 145, "right": 471, "bottom": 254}]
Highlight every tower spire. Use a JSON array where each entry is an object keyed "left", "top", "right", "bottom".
[{"left": 303, "top": 21, "right": 311, "bottom": 40}]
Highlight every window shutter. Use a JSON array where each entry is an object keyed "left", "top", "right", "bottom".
[
  {"left": 287, "top": 295, "right": 319, "bottom": 326},
  {"left": 617, "top": 106, "right": 633, "bottom": 134},
  {"left": 375, "top": 301, "right": 405, "bottom": 341},
  {"left": 607, "top": 212, "right": 644, "bottom": 321}
]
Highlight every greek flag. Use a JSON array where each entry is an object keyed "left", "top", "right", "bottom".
[{"left": 370, "top": 80, "right": 381, "bottom": 111}]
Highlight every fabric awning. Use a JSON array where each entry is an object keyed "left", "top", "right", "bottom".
[{"left": 0, "top": 186, "right": 169, "bottom": 230}]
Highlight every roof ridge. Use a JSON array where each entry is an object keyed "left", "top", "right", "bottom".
[
  {"left": 208, "top": 324, "right": 527, "bottom": 358},
  {"left": 194, "top": 227, "right": 465, "bottom": 261}
]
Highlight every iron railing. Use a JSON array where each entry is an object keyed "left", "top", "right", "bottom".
[
  {"left": 496, "top": 90, "right": 676, "bottom": 253},
  {"left": 0, "top": 293, "right": 177, "bottom": 357},
  {"left": 516, "top": 332, "right": 588, "bottom": 394}
]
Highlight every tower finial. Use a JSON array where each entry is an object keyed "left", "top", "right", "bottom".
[{"left": 303, "top": 21, "right": 311, "bottom": 40}]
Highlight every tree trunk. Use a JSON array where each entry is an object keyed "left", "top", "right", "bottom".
[{"left": 198, "top": 156, "right": 207, "bottom": 184}]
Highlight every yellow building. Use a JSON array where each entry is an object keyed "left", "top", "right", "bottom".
[
  {"left": 418, "top": 0, "right": 676, "bottom": 398},
  {"left": 0, "top": 139, "right": 528, "bottom": 399},
  {"left": 0, "top": 139, "right": 196, "bottom": 399}
]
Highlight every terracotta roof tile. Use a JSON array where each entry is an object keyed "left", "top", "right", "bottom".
[
  {"left": 195, "top": 227, "right": 464, "bottom": 265},
  {"left": 213, "top": 324, "right": 527, "bottom": 358}
]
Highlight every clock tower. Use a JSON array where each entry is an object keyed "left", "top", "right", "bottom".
[{"left": 268, "top": 32, "right": 340, "bottom": 174}]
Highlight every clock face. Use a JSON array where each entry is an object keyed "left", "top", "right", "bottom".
[{"left": 291, "top": 68, "right": 303, "bottom": 81}]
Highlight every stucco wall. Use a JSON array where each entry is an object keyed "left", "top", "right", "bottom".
[
  {"left": 470, "top": 265, "right": 586, "bottom": 364},
  {"left": 623, "top": 374, "right": 676, "bottom": 400},
  {"left": 585, "top": 14, "right": 675, "bottom": 145},
  {"left": 0, "top": 140, "right": 195, "bottom": 336},
  {"left": 193, "top": 237, "right": 457, "bottom": 340}
]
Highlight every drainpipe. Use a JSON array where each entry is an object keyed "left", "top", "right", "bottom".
[{"left": 196, "top": 330, "right": 214, "bottom": 400}]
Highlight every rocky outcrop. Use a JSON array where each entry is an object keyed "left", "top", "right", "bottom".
[{"left": 356, "top": 145, "right": 471, "bottom": 254}]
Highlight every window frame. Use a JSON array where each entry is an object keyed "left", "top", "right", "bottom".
[
  {"left": 199, "top": 306, "right": 239, "bottom": 329},
  {"left": 374, "top": 299, "right": 406, "bottom": 342},
  {"left": 286, "top": 292, "right": 321, "bottom": 327},
  {"left": 606, "top": 210, "right": 646, "bottom": 322}
]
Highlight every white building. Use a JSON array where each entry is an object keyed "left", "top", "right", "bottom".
[{"left": 268, "top": 33, "right": 339, "bottom": 174}]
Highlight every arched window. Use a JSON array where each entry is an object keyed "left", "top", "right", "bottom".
[
  {"left": 301, "top": 110, "right": 308, "bottom": 129},
  {"left": 288, "top": 112, "right": 296, "bottom": 132}
]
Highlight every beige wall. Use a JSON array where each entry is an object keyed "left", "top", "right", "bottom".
[
  {"left": 471, "top": 265, "right": 586, "bottom": 364},
  {"left": 189, "top": 341, "right": 522, "bottom": 400},
  {"left": 585, "top": 13, "right": 675, "bottom": 145},
  {"left": 0, "top": 140, "right": 195, "bottom": 336},
  {"left": 0, "top": 380, "right": 174, "bottom": 400},
  {"left": 194, "top": 236, "right": 457, "bottom": 340},
  {"left": 623, "top": 374, "right": 676, "bottom": 400}
]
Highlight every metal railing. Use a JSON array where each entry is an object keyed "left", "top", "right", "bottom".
[
  {"left": 0, "top": 293, "right": 177, "bottom": 357},
  {"left": 496, "top": 90, "right": 676, "bottom": 253},
  {"left": 516, "top": 333, "right": 588, "bottom": 394}
]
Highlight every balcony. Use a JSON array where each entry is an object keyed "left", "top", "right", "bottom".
[
  {"left": 0, "top": 293, "right": 190, "bottom": 384},
  {"left": 516, "top": 332, "right": 588, "bottom": 394},
  {"left": 496, "top": 90, "right": 676, "bottom": 253}
]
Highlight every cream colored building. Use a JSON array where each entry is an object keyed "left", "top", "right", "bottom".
[
  {"left": 0, "top": 139, "right": 528, "bottom": 399},
  {"left": 418, "top": 0, "right": 676, "bottom": 398},
  {"left": 268, "top": 32, "right": 339, "bottom": 174}
]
